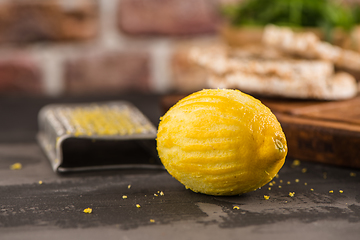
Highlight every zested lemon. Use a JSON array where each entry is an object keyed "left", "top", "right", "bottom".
[{"left": 156, "top": 89, "right": 287, "bottom": 196}]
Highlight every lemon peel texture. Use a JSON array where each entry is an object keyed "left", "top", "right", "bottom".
[{"left": 157, "top": 89, "right": 287, "bottom": 196}]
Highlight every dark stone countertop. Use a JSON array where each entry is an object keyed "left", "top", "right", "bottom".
[{"left": 0, "top": 94, "right": 359, "bottom": 240}]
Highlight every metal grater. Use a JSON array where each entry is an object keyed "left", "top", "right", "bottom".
[{"left": 37, "top": 101, "right": 163, "bottom": 172}]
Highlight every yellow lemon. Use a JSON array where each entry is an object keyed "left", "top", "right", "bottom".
[{"left": 156, "top": 89, "right": 287, "bottom": 196}]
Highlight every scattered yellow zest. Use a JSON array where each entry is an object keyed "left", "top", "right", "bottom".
[
  {"left": 150, "top": 219, "right": 155, "bottom": 223},
  {"left": 287, "top": 181, "right": 291, "bottom": 185},
  {"left": 128, "top": 185, "right": 131, "bottom": 189},
  {"left": 275, "top": 174, "right": 279, "bottom": 178},
  {"left": 160, "top": 191, "right": 164, "bottom": 196},
  {"left": 278, "top": 185, "right": 282, "bottom": 188},
  {"left": 292, "top": 160, "right": 301, "bottom": 167},
  {"left": 64, "top": 105, "right": 153, "bottom": 136},
  {"left": 38, "top": 181, "right": 43, "bottom": 185},
  {"left": 268, "top": 187, "right": 271, "bottom": 191},
  {"left": 301, "top": 168, "right": 307, "bottom": 173},
  {"left": 136, "top": 204, "right": 141, "bottom": 208},
  {"left": 350, "top": 172, "right": 356, "bottom": 177},
  {"left": 10, "top": 163, "right": 22, "bottom": 170},
  {"left": 264, "top": 195, "right": 270, "bottom": 200},
  {"left": 279, "top": 180, "right": 283, "bottom": 183},
  {"left": 310, "top": 188, "right": 314, "bottom": 191},
  {"left": 83, "top": 208, "right": 92, "bottom": 214},
  {"left": 295, "top": 179, "right": 299, "bottom": 183},
  {"left": 304, "top": 182, "right": 308, "bottom": 186},
  {"left": 329, "top": 190, "right": 334, "bottom": 193},
  {"left": 289, "top": 192, "right": 295, "bottom": 197},
  {"left": 122, "top": 195, "right": 128, "bottom": 199},
  {"left": 272, "top": 181, "right": 276, "bottom": 185},
  {"left": 233, "top": 206, "right": 240, "bottom": 210},
  {"left": 339, "top": 190, "right": 344, "bottom": 193},
  {"left": 154, "top": 193, "right": 158, "bottom": 197},
  {"left": 269, "top": 183, "right": 273, "bottom": 187}
]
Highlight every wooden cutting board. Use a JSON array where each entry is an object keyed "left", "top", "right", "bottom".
[{"left": 161, "top": 95, "right": 360, "bottom": 169}]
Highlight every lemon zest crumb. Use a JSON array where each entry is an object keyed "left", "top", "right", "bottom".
[
  {"left": 83, "top": 208, "right": 92, "bottom": 214},
  {"left": 150, "top": 219, "right": 155, "bottom": 223},
  {"left": 10, "top": 163, "right": 22, "bottom": 170},
  {"left": 310, "top": 188, "right": 314, "bottom": 191},
  {"left": 122, "top": 195, "right": 127, "bottom": 199},
  {"left": 295, "top": 179, "right": 299, "bottom": 183},
  {"left": 278, "top": 185, "right": 282, "bottom": 188},
  {"left": 350, "top": 172, "right": 356, "bottom": 177},
  {"left": 329, "top": 190, "right": 333, "bottom": 193},
  {"left": 302, "top": 168, "right": 307, "bottom": 173},
  {"left": 291, "top": 160, "right": 301, "bottom": 167},
  {"left": 304, "top": 182, "right": 308, "bottom": 186},
  {"left": 233, "top": 206, "right": 240, "bottom": 210},
  {"left": 154, "top": 193, "right": 158, "bottom": 197},
  {"left": 289, "top": 192, "right": 295, "bottom": 197},
  {"left": 287, "top": 181, "right": 291, "bottom": 185},
  {"left": 160, "top": 191, "right": 164, "bottom": 196},
  {"left": 264, "top": 195, "right": 270, "bottom": 200},
  {"left": 136, "top": 204, "right": 141, "bottom": 208},
  {"left": 268, "top": 187, "right": 271, "bottom": 190},
  {"left": 128, "top": 185, "right": 131, "bottom": 189},
  {"left": 38, "top": 181, "right": 43, "bottom": 185},
  {"left": 339, "top": 190, "right": 344, "bottom": 193}
]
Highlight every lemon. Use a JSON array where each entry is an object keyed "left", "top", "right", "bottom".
[{"left": 157, "top": 89, "right": 287, "bottom": 196}]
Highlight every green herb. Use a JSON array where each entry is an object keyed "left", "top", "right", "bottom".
[{"left": 222, "top": 0, "right": 357, "bottom": 40}]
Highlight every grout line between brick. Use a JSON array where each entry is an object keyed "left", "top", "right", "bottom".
[
  {"left": 99, "top": 0, "right": 126, "bottom": 50},
  {"left": 34, "top": 49, "right": 65, "bottom": 97},
  {"left": 149, "top": 39, "right": 174, "bottom": 93}
]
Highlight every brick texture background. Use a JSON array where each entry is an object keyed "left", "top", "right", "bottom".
[
  {"left": 118, "top": 0, "right": 221, "bottom": 35},
  {"left": 65, "top": 50, "right": 150, "bottom": 95},
  {"left": 0, "top": 0, "right": 358, "bottom": 96},
  {"left": 0, "top": 54, "right": 42, "bottom": 95},
  {"left": 0, "top": 0, "right": 98, "bottom": 44}
]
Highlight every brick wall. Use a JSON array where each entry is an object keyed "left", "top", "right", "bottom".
[
  {"left": 0, "top": 0, "right": 228, "bottom": 96},
  {"left": 0, "top": 0, "right": 358, "bottom": 97}
]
